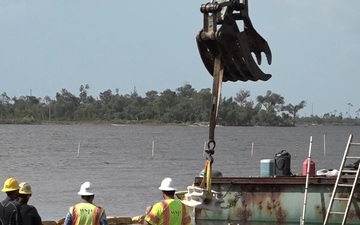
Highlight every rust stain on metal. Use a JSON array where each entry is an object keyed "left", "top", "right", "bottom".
[
  {"left": 222, "top": 192, "right": 241, "bottom": 210},
  {"left": 258, "top": 200, "right": 263, "bottom": 210},
  {"left": 315, "top": 204, "right": 323, "bottom": 215},
  {"left": 275, "top": 207, "right": 287, "bottom": 223},
  {"left": 236, "top": 205, "right": 251, "bottom": 222},
  {"left": 266, "top": 201, "right": 272, "bottom": 211},
  {"left": 232, "top": 187, "right": 286, "bottom": 221}
]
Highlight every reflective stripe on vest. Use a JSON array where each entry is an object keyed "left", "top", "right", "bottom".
[
  {"left": 161, "top": 201, "right": 170, "bottom": 225},
  {"left": 70, "top": 202, "right": 103, "bottom": 225},
  {"left": 181, "top": 204, "right": 191, "bottom": 225}
]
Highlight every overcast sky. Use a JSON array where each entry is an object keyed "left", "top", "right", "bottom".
[{"left": 1, "top": 1, "right": 359, "bottom": 117}]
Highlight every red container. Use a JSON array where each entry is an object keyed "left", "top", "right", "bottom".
[{"left": 302, "top": 158, "right": 316, "bottom": 175}]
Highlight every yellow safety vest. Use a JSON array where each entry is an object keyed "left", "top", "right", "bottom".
[
  {"left": 70, "top": 202, "right": 104, "bottom": 225},
  {"left": 145, "top": 199, "right": 191, "bottom": 225}
]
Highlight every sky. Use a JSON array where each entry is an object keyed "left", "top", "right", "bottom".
[{"left": 1, "top": 0, "right": 359, "bottom": 117}]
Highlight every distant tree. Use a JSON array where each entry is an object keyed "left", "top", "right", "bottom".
[
  {"left": 234, "top": 89, "right": 251, "bottom": 107},
  {"left": 43, "top": 96, "right": 52, "bottom": 120},
  {"left": 282, "top": 100, "right": 306, "bottom": 126},
  {"left": 256, "top": 90, "right": 284, "bottom": 114},
  {"left": 0, "top": 92, "right": 11, "bottom": 120},
  {"left": 99, "top": 89, "right": 112, "bottom": 104},
  {"left": 79, "top": 84, "right": 90, "bottom": 105},
  {"left": 144, "top": 90, "right": 159, "bottom": 120},
  {"left": 55, "top": 89, "right": 79, "bottom": 119},
  {"left": 1, "top": 92, "right": 11, "bottom": 103},
  {"left": 155, "top": 89, "right": 177, "bottom": 122},
  {"left": 26, "top": 96, "right": 40, "bottom": 105}
]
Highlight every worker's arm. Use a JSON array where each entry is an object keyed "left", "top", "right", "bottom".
[
  {"left": 100, "top": 210, "right": 108, "bottom": 225},
  {"left": 63, "top": 212, "right": 73, "bottom": 225},
  {"left": 143, "top": 205, "right": 154, "bottom": 225}
]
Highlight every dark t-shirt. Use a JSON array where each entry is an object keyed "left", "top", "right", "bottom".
[
  {"left": 20, "top": 204, "right": 42, "bottom": 225},
  {"left": 0, "top": 197, "right": 23, "bottom": 225}
]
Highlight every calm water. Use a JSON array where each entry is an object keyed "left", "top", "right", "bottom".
[{"left": 1, "top": 124, "right": 359, "bottom": 223}]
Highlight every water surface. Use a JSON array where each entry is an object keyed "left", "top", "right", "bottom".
[{"left": 1, "top": 124, "right": 359, "bottom": 223}]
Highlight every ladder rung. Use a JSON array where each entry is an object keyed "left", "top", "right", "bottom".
[
  {"left": 350, "top": 142, "right": 360, "bottom": 146},
  {"left": 334, "top": 197, "right": 349, "bottom": 201},
  {"left": 342, "top": 169, "right": 357, "bottom": 173},
  {"left": 330, "top": 211, "right": 345, "bottom": 215},
  {"left": 346, "top": 156, "right": 360, "bottom": 159},
  {"left": 338, "top": 184, "right": 353, "bottom": 187}
]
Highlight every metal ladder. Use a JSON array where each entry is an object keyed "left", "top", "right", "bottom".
[{"left": 323, "top": 134, "right": 360, "bottom": 225}]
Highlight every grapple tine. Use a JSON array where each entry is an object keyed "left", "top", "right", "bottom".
[
  {"left": 236, "top": 31, "right": 271, "bottom": 81},
  {"left": 241, "top": 0, "right": 272, "bottom": 65},
  {"left": 243, "top": 20, "right": 272, "bottom": 65},
  {"left": 254, "top": 52, "right": 262, "bottom": 65},
  {"left": 196, "top": 33, "right": 217, "bottom": 79}
]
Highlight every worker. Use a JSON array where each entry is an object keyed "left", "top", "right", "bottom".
[
  {"left": 64, "top": 181, "right": 108, "bottom": 225},
  {"left": 17, "top": 182, "right": 42, "bottom": 225},
  {"left": 0, "top": 177, "right": 23, "bottom": 225},
  {"left": 144, "top": 177, "right": 191, "bottom": 225}
]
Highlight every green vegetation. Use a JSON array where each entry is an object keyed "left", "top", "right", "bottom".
[{"left": 0, "top": 84, "right": 359, "bottom": 126}]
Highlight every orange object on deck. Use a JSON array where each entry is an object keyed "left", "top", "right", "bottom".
[{"left": 302, "top": 158, "right": 316, "bottom": 176}]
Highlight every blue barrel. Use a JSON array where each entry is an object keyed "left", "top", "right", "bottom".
[
  {"left": 260, "top": 159, "right": 274, "bottom": 176},
  {"left": 274, "top": 150, "right": 292, "bottom": 176}
]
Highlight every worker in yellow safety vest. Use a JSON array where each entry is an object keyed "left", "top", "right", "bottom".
[
  {"left": 64, "top": 181, "right": 108, "bottom": 225},
  {"left": 144, "top": 178, "right": 191, "bottom": 225}
]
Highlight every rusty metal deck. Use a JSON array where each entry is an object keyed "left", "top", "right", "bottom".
[{"left": 192, "top": 176, "right": 360, "bottom": 224}]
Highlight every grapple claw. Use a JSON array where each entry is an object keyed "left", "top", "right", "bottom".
[{"left": 197, "top": 0, "right": 272, "bottom": 82}]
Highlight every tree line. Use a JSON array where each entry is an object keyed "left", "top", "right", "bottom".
[{"left": 0, "top": 84, "right": 358, "bottom": 126}]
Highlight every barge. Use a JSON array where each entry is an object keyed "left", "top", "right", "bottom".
[{"left": 191, "top": 176, "right": 360, "bottom": 224}]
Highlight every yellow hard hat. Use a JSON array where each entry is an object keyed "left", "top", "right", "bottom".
[
  {"left": 19, "top": 182, "right": 32, "bottom": 195},
  {"left": 2, "top": 178, "right": 20, "bottom": 192}
]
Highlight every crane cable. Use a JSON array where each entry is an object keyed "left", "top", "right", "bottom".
[{"left": 201, "top": 53, "right": 224, "bottom": 199}]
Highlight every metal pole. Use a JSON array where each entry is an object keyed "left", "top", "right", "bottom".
[
  {"left": 301, "top": 136, "right": 313, "bottom": 225},
  {"left": 151, "top": 140, "right": 155, "bottom": 158}
]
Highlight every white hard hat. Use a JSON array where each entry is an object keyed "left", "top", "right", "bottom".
[
  {"left": 78, "top": 181, "right": 94, "bottom": 196},
  {"left": 19, "top": 182, "right": 32, "bottom": 195},
  {"left": 158, "top": 177, "right": 176, "bottom": 191}
]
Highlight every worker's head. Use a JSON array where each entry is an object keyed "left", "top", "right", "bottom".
[
  {"left": 158, "top": 177, "right": 176, "bottom": 197},
  {"left": 78, "top": 181, "right": 95, "bottom": 202},
  {"left": 2, "top": 178, "right": 20, "bottom": 200},
  {"left": 19, "top": 182, "right": 32, "bottom": 204}
]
